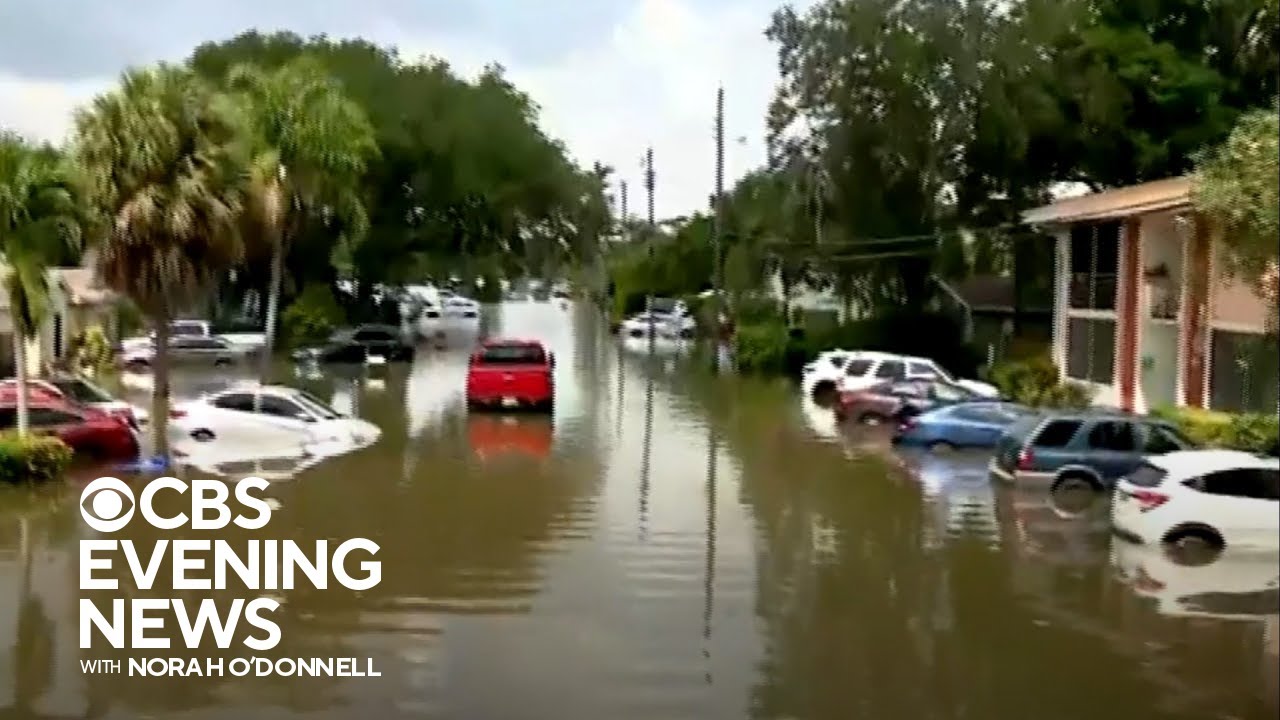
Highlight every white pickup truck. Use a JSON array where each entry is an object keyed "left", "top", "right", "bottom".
[{"left": 120, "top": 319, "right": 266, "bottom": 354}]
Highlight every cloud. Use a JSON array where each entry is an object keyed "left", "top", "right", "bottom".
[{"left": 0, "top": 0, "right": 796, "bottom": 217}]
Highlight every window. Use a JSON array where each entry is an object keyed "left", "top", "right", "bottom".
[
  {"left": 1086, "top": 421, "right": 1137, "bottom": 452},
  {"left": 887, "top": 382, "right": 925, "bottom": 398},
  {"left": 480, "top": 345, "right": 545, "bottom": 365},
  {"left": 355, "top": 328, "right": 395, "bottom": 342},
  {"left": 1033, "top": 419, "right": 1082, "bottom": 448},
  {"left": 1068, "top": 222, "right": 1119, "bottom": 310},
  {"left": 293, "top": 391, "right": 342, "bottom": 419},
  {"left": 951, "top": 405, "right": 1006, "bottom": 423},
  {"left": 1209, "top": 330, "right": 1280, "bottom": 414},
  {"left": 28, "top": 408, "right": 80, "bottom": 426},
  {"left": 931, "top": 382, "right": 972, "bottom": 402},
  {"left": 907, "top": 361, "right": 938, "bottom": 378},
  {"left": 170, "top": 322, "right": 206, "bottom": 336},
  {"left": 1126, "top": 463, "right": 1168, "bottom": 488},
  {"left": 55, "top": 378, "right": 113, "bottom": 404},
  {"left": 1198, "top": 468, "right": 1280, "bottom": 501},
  {"left": 844, "top": 359, "right": 874, "bottom": 377},
  {"left": 875, "top": 360, "right": 904, "bottom": 379},
  {"left": 1066, "top": 317, "right": 1116, "bottom": 384},
  {"left": 1142, "top": 424, "right": 1189, "bottom": 455},
  {"left": 258, "top": 396, "right": 311, "bottom": 420},
  {"left": 213, "top": 393, "right": 255, "bottom": 412},
  {"left": 825, "top": 354, "right": 848, "bottom": 370},
  {"left": 0, "top": 408, "right": 16, "bottom": 430}
]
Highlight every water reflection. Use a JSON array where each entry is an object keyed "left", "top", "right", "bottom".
[{"left": 0, "top": 302, "right": 1275, "bottom": 719}]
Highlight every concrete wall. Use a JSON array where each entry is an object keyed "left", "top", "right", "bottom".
[{"left": 1211, "top": 243, "right": 1272, "bottom": 330}]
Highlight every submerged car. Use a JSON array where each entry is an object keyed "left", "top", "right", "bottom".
[
  {"left": 805, "top": 350, "right": 998, "bottom": 400},
  {"left": 122, "top": 334, "right": 254, "bottom": 370},
  {"left": 291, "top": 324, "right": 414, "bottom": 364},
  {"left": 835, "top": 379, "right": 982, "bottom": 425},
  {"left": 0, "top": 396, "right": 139, "bottom": 460},
  {"left": 465, "top": 339, "right": 555, "bottom": 412},
  {"left": 893, "top": 401, "right": 1034, "bottom": 451},
  {"left": 168, "top": 384, "right": 381, "bottom": 458},
  {"left": 1, "top": 375, "right": 149, "bottom": 428}
]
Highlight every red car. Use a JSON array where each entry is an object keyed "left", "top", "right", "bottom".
[
  {"left": 465, "top": 339, "right": 555, "bottom": 412},
  {"left": 0, "top": 395, "right": 139, "bottom": 460}
]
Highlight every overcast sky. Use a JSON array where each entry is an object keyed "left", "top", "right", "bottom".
[{"left": 0, "top": 0, "right": 811, "bottom": 219}]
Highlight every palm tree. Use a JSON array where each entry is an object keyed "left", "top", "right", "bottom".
[
  {"left": 72, "top": 64, "right": 249, "bottom": 459},
  {"left": 0, "top": 133, "right": 82, "bottom": 436},
  {"left": 225, "top": 56, "right": 377, "bottom": 379}
]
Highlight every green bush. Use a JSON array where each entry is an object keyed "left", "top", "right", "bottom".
[
  {"left": 734, "top": 320, "right": 791, "bottom": 374},
  {"left": 69, "top": 325, "right": 114, "bottom": 378},
  {"left": 987, "top": 355, "right": 1091, "bottom": 408},
  {"left": 0, "top": 433, "right": 74, "bottom": 485},
  {"left": 1150, "top": 406, "right": 1280, "bottom": 453},
  {"left": 281, "top": 283, "right": 347, "bottom": 349}
]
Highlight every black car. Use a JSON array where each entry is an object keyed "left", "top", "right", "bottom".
[{"left": 291, "top": 324, "right": 414, "bottom": 364}]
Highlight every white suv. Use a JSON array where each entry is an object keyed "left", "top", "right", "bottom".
[
  {"left": 1112, "top": 449, "right": 1280, "bottom": 552},
  {"left": 803, "top": 350, "right": 999, "bottom": 398}
]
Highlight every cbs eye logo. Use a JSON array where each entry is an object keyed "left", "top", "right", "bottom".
[{"left": 80, "top": 477, "right": 135, "bottom": 533}]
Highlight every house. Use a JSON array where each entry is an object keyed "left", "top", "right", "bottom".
[
  {"left": 1023, "top": 176, "right": 1277, "bottom": 414},
  {"left": 0, "top": 265, "right": 119, "bottom": 376}
]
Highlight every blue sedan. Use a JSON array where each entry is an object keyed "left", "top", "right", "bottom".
[{"left": 893, "top": 401, "right": 1034, "bottom": 451}]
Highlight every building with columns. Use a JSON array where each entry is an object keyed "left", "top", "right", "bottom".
[{"left": 1023, "top": 176, "right": 1277, "bottom": 414}]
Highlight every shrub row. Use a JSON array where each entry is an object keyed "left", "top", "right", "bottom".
[
  {"left": 0, "top": 433, "right": 74, "bottom": 485},
  {"left": 986, "top": 356, "right": 1092, "bottom": 408},
  {"left": 1151, "top": 406, "right": 1280, "bottom": 454}
]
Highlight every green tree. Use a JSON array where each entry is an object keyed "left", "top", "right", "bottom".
[
  {"left": 224, "top": 56, "right": 378, "bottom": 374},
  {"left": 73, "top": 65, "right": 249, "bottom": 458},
  {"left": 0, "top": 134, "right": 83, "bottom": 436},
  {"left": 1192, "top": 102, "right": 1280, "bottom": 284}
]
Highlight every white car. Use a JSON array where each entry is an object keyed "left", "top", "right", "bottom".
[
  {"left": 804, "top": 350, "right": 999, "bottom": 398},
  {"left": 1112, "top": 449, "right": 1280, "bottom": 551},
  {"left": 1111, "top": 540, "right": 1279, "bottom": 621},
  {"left": 168, "top": 384, "right": 381, "bottom": 460}
]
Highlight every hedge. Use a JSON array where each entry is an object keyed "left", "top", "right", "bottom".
[
  {"left": 1150, "top": 406, "right": 1280, "bottom": 454},
  {"left": 0, "top": 433, "right": 74, "bottom": 485}
]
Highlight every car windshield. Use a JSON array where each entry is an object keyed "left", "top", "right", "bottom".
[
  {"left": 54, "top": 377, "right": 113, "bottom": 403},
  {"left": 292, "top": 391, "right": 343, "bottom": 419},
  {"left": 480, "top": 345, "right": 545, "bottom": 364}
]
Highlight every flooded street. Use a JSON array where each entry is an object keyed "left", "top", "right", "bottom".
[{"left": 1, "top": 301, "right": 1276, "bottom": 719}]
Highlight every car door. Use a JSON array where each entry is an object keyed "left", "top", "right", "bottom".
[
  {"left": 1081, "top": 420, "right": 1141, "bottom": 485},
  {"left": 1192, "top": 468, "right": 1280, "bottom": 549},
  {"left": 27, "top": 407, "right": 89, "bottom": 450},
  {"left": 947, "top": 405, "right": 1007, "bottom": 447},
  {"left": 204, "top": 392, "right": 263, "bottom": 446}
]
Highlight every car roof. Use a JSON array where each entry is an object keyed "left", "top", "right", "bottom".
[
  {"left": 1146, "top": 449, "right": 1280, "bottom": 476},
  {"left": 211, "top": 383, "right": 306, "bottom": 397},
  {"left": 480, "top": 338, "right": 542, "bottom": 347}
]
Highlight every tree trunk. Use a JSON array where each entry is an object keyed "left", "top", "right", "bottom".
[
  {"left": 260, "top": 243, "right": 284, "bottom": 384},
  {"left": 13, "top": 328, "right": 29, "bottom": 437},
  {"left": 152, "top": 309, "right": 172, "bottom": 460}
]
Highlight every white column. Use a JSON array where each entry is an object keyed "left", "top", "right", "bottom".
[{"left": 1052, "top": 229, "right": 1070, "bottom": 380}]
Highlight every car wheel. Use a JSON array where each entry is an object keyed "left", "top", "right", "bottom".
[
  {"left": 190, "top": 429, "right": 216, "bottom": 442},
  {"left": 857, "top": 412, "right": 888, "bottom": 426},
  {"left": 927, "top": 440, "right": 956, "bottom": 453},
  {"left": 1051, "top": 471, "right": 1103, "bottom": 494},
  {"left": 1162, "top": 525, "right": 1224, "bottom": 567},
  {"left": 1049, "top": 472, "right": 1103, "bottom": 516}
]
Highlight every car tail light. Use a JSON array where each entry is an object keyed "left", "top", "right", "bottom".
[
  {"left": 1016, "top": 448, "right": 1034, "bottom": 471},
  {"left": 169, "top": 409, "right": 187, "bottom": 419},
  {"left": 1129, "top": 489, "right": 1169, "bottom": 512}
]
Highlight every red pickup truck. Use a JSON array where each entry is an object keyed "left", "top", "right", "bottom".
[{"left": 465, "top": 339, "right": 555, "bottom": 412}]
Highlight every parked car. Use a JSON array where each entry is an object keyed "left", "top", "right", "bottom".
[
  {"left": 1111, "top": 449, "right": 1279, "bottom": 553},
  {"left": 1, "top": 375, "right": 148, "bottom": 428},
  {"left": 806, "top": 350, "right": 998, "bottom": 400},
  {"left": 835, "top": 378, "right": 982, "bottom": 425},
  {"left": 168, "top": 384, "right": 381, "bottom": 458},
  {"left": 465, "top": 339, "right": 555, "bottom": 412},
  {"left": 893, "top": 401, "right": 1034, "bottom": 451},
  {"left": 619, "top": 297, "right": 696, "bottom": 339},
  {"left": 0, "top": 397, "right": 138, "bottom": 460},
  {"left": 989, "top": 410, "right": 1196, "bottom": 493},
  {"left": 292, "top": 324, "right": 414, "bottom": 364},
  {"left": 122, "top": 334, "right": 253, "bottom": 370},
  {"left": 120, "top": 318, "right": 266, "bottom": 353}
]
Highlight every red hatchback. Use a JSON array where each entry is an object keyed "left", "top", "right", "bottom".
[
  {"left": 465, "top": 339, "right": 555, "bottom": 412},
  {"left": 0, "top": 396, "right": 139, "bottom": 461}
]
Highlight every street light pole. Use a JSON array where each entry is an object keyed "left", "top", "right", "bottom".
[
  {"left": 711, "top": 87, "right": 725, "bottom": 374},
  {"left": 645, "top": 147, "right": 656, "bottom": 357}
]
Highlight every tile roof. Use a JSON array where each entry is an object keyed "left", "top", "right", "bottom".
[{"left": 1023, "top": 176, "right": 1192, "bottom": 225}]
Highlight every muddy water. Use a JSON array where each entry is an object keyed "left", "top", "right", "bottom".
[{"left": 0, "top": 301, "right": 1275, "bottom": 719}]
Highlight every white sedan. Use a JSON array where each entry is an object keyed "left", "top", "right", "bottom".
[
  {"left": 1112, "top": 449, "right": 1280, "bottom": 552},
  {"left": 168, "top": 384, "right": 381, "bottom": 460},
  {"left": 803, "top": 350, "right": 999, "bottom": 399}
]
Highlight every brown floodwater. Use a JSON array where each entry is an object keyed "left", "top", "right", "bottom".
[{"left": 0, "top": 301, "right": 1276, "bottom": 719}]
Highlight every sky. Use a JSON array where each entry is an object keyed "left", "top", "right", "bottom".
[{"left": 0, "top": 0, "right": 810, "bottom": 220}]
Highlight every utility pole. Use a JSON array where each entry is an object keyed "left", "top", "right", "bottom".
[
  {"left": 620, "top": 180, "right": 628, "bottom": 239},
  {"left": 645, "top": 147, "right": 656, "bottom": 356},
  {"left": 711, "top": 87, "right": 726, "bottom": 373}
]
